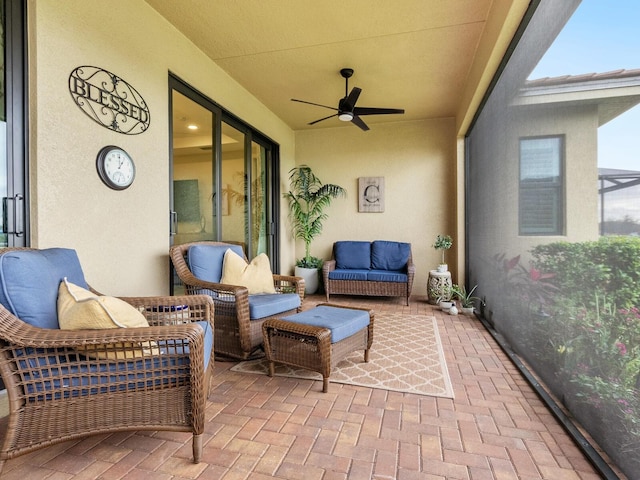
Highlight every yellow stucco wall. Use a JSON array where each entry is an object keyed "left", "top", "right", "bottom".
[
  {"left": 292, "top": 119, "right": 458, "bottom": 290},
  {"left": 28, "top": 0, "right": 297, "bottom": 295},
  {"left": 27, "top": 0, "right": 466, "bottom": 297}
]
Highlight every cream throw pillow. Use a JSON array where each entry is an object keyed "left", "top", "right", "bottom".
[
  {"left": 57, "top": 278, "right": 156, "bottom": 359},
  {"left": 220, "top": 249, "right": 276, "bottom": 294}
]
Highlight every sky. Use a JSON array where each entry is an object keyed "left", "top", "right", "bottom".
[{"left": 529, "top": 0, "right": 640, "bottom": 172}]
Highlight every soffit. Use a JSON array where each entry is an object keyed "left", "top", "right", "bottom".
[
  {"left": 517, "top": 70, "right": 640, "bottom": 126},
  {"left": 145, "top": 0, "right": 521, "bottom": 131}
]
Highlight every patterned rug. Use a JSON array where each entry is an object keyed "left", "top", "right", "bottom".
[{"left": 230, "top": 313, "right": 454, "bottom": 398}]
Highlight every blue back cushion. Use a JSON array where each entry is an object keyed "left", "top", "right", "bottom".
[
  {"left": 334, "top": 241, "right": 371, "bottom": 269},
  {"left": 187, "top": 244, "right": 244, "bottom": 283},
  {"left": 0, "top": 248, "right": 88, "bottom": 329},
  {"left": 371, "top": 241, "right": 410, "bottom": 271}
]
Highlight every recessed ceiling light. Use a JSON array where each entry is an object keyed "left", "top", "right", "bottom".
[{"left": 187, "top": 124, "right": 198, "bottom": 130}]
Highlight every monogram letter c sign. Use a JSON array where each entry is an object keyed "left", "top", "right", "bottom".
[{"left": 358, "top": 177, "right": 385, "bottom": 213}]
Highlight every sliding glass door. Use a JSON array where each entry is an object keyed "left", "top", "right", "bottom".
[
  {"left": 169, "top": 76, "right": 279, "bottom": 293},
  {"left": 1, "top": 0, "right": 28, "bottom": 248},
  {"left": 170, "top": 89, "right": 217, "bottom": 245}
]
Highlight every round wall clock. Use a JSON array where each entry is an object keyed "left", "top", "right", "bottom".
[{"left": 96, "top": 145, "right": 136, "bottom": 190}]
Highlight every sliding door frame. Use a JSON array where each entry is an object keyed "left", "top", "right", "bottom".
[{"left": 168, "top": 74, "right": 281, "bottom": 278}]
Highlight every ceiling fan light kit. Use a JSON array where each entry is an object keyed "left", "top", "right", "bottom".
[{"left": 291, "top": 67, "right": 405, "bottom": 131}]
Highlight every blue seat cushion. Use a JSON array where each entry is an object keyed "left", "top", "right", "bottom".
[
  {"left": 16, "top": 320, "right": 213, "bottom": 401},
  {"left": 187, "top": 244, "right": 245, "bottom": 283},
  {"left": 371, "top": 240, "right": 410, "bottom": 271},
  {"left": 248, "top": 293, "right": 301, "bottom": 320},
  {"left": 328, "top": 269, "right": 369, "bottom": 281},
  {"left": 0, "top": 248, "right": 88, "bottom": 329},
  {"left": 282, "top": 305, "right": 370, "bottom": 343},
  {"left": 367, "top": 270, "right": 408, "bottom": 283},
  {"left": 334, "top": 241, "right": 371, "bottom": 270}
]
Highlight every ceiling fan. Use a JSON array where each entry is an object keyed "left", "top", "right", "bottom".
[{"left": 291, "top": 68, "right": 405, "bottom": 131}]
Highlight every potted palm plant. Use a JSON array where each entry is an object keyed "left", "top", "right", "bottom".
[
  {"left": 433, "top": 234, "right": 453, "bottom": 272},
  {"left": 284, "top": 165, "right": 346, "bottom": 294}
]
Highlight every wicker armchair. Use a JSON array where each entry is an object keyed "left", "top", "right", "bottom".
[
  {"left": 0, "top": 248, "right": 215, "bottom": 473},
  {"left": 170, "top": 241, "right": 305, "bottom": 360}
]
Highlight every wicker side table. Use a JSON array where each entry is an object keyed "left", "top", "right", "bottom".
[
  {"left": 262, "top": 303, "right": 374, "bottom": 392},
  {"left": 427, "top": 270, "right": 452, "bottom": 304}
]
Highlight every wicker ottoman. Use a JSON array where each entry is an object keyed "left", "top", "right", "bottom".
[{"left": 262, "top": 303, "right": 374, "bottom": 392}]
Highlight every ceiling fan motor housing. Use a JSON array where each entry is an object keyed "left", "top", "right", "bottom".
[{"left": 340, "top": 68, "right": 354, "bottom": 79}]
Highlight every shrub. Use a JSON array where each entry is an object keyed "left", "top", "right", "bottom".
[{"left": 530, "top": 236, "right": 640, "bottom": 309}]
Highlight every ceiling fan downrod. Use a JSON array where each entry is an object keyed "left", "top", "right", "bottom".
[{"left": 340, "top": 68, "right": 354, "bottom": 98}]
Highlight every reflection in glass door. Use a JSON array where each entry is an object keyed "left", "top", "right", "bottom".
[
  {"left": 219, "top": 123, "right": 271, "bottom": 258},
  {"left": 169, "top": 75, "right": 280, "bottom": 293},
  {"left": 170, "top": 90, "right": 216, "bottom": 245},
  {"left": 251, "top": 140, "right": 270, "bottom": 258},
  {"left": 220, "top": 122, "right": 246, "bottom": 249}
]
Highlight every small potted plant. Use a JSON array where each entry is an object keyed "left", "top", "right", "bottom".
[
  {"left": 436, "top": 284, "right": 454, "bottom": 311},
  {"left": 452, "top": 284, "right": 479, "bottom": 315},
  {"left": 284, "top": 165, "right": 346, "bottom": 294},
  {"left": 433, "top": 234, "right": 453, "bottom": 272}
]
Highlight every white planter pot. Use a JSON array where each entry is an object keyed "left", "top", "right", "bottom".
[
  {"left": 294, "top": 266, "right": 319, "bottom": 294},
  {"left": 461, "top": 306, "right": 475, "bottom": 316},
  {"left": 439, "top": 301, "right": 454, "bottom": 311},
  {"left": 437, "top": 264, "right": 448, "bottom": 273}
]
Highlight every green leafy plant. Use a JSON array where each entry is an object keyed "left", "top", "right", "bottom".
[
  {"left": 434, "top": 284, "right": 453, "bottom": 303},
  {"left": 452, "top": 284, "right": 479, "bottom": 308},
  {"left": 530, "top": 236, "right": 640, "bottom": 309},
  {"left": 284, "top": 165, "right": 346, "bottom": 268},
  {"left": 433, "top": 234, "right": 453, "bottom": 265},
  {"left": 484, "top": 237, "right": 640, "bottom": 473}
]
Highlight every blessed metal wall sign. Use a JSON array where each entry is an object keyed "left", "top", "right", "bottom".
[{"left": 69, "top": 66, "right": 150, "bottom": 135}]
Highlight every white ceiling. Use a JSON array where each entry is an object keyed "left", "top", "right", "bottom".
[{"left": 145, "top": 0, "right": 527, "bottom": 132}]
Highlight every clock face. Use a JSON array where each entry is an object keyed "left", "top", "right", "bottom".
[{"left": 96, "top": 146, "right": 135, "bottom": 190}]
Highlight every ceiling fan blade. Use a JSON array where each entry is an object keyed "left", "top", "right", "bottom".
[
  {"left": 291, "top": 98, "right": 338, "bottom": 111},
  {"left": 352, "top": 106, "right": 405, "bottom": 116},
  {"left": 350, "top": 114, "right": 370, "bottom": 131},
  {"left": 341, "top": 87, "right": 362, "bottom": 111},
  {"left": 308, "top": 113, "right": 338, "bottom": 125}
]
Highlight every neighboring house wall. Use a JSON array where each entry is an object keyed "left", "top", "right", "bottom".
[
  {"left": 469, "top": 101, "right": 600, "bottom": 275},
  {"left": 513, "top": 103, "right": 600, "bottom": 253},
  {"left": 28, "top": 0, "right": 297, "bottom": 295}
]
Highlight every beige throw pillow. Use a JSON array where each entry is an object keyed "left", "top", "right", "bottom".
[
  {"left": 57, "top": 278, "right": 156, "bottom": 359},
  {"left": 220, "top": 249, "right": 276, "bottom": 294}
]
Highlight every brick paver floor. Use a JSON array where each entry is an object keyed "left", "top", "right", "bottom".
[{"left": 0, "top": 294, "right": 624, "bottom": 479}]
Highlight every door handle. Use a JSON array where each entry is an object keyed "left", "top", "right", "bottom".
[
  {"left": 14, "top": 194, "right": 24, "bottom": 237},
  {"left": 170, "top": 211, "right": 178, "bottom": 236},
  {"left": 2, "top": 194, "right": 24, "bottom": 236}
]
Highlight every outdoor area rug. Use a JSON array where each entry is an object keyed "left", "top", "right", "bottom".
[{"left": 230, "top": 312, "right": 454, "bottom": 398}]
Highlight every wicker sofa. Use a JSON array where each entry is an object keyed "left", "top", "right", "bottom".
[
  {"left": 323, "top": 240, "right": 415, "bottom": 305},
  {"left": 0, "top": 247, "right": 215, "bottom": 472}
]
